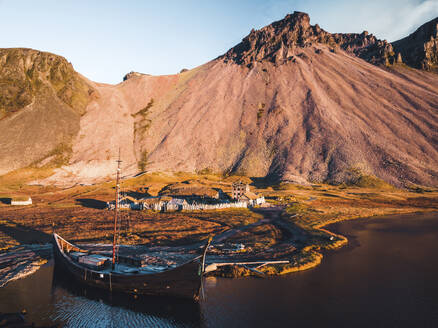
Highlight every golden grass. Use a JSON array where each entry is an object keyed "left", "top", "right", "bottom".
[
  {"left": 352, "top": 174, "right": 395, "bottom": 189},
  {"left": 0, "top": 167, "right": 55, "bottom": 192},
  {"left": 263, "top": 250, "right": 323, "bottom": 275},
  {"left": 0, "top": 167, "right": 437, "bottom": 279},
  {"left": 0, "top": 204, "right": 262, "bottom": 251}
]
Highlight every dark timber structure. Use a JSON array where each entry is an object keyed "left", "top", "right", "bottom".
[{"left": 232, "top": 181, "right": 250, "bottom": 200}]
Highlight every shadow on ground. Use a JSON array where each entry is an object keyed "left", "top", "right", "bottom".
[
  {"left": 0, "top": 219, "right": 52, "bottom": 244},
  {"left": 76, "top": 198, "right": 107, "bottom": 209},
  {"left": 0, "top": 198, "right": 11, "bottom": 205}
]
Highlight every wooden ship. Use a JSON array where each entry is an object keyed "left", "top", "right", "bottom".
[{"left": 53, "top": 156, "right": 211, "bottom": 301}]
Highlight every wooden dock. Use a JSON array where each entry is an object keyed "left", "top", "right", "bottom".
[{"left": 204, "top": 260, "right": 289, "bottom": 273}]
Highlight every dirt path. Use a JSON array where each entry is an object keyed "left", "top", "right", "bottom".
[
  {"left": 212, "top": 206, "right": 284, "bottom": 243},
  {"left": 208, "top": 206, "right": 298, "bottom": 261}
]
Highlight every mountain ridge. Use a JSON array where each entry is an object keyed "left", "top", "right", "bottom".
[
  {"left": 0, "top": 12, "right": 437, "bottom": 187},
  {"left": 223, "top": 11, "right": 397, "bottom": 67},
  {"left": 392, "top": 16, "right": 438, "bottom": 71}
]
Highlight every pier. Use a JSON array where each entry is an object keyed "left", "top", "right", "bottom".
[{"left": 204, "top": 260, "right": 290, "bottom": 274}]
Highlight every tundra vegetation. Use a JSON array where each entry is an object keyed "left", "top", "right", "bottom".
[
  {"left": 133, "top": 98, "right": 154, "bottom": 171},
  {"left": 0, "top": 168, "right": 436, "bottom": 276}
]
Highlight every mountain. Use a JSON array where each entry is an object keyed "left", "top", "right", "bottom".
[
  {"left": 0, "top": 48, "right": 95, "bottom": 173},
  {"left": 392, "top": 17, "right": 438, "bottom": 71},
  {"left": 223, "top": 11, "right": 396, "bottom": 67},
  {"left": 1, "top": 12, "right": 437, "bottom": 187}
]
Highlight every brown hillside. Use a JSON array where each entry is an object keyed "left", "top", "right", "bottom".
[
  {"left": 2, "top": 13, "right": 438, "bottom": 187},
  {"left": 0, "top": 48, "right": 95, "bottom": 173}
]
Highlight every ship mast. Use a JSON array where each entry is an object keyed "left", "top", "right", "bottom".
[{"left": 112, "top": 150, "right": 122, "bottom": 270}]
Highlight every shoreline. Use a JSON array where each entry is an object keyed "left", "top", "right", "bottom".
[
  {"left": 0, "top": 244, "right": 52, "bottom": 288},
  {"left": 0, "top": 202, "right": 436, "bottom": 282},
  {"left": 214, "top": 209, "right": 437, "bottom": 278}
]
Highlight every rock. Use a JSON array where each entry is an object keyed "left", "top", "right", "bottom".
[
  {"left": 1, "top": 13, "right": 437, "bottom": 187},
  {"left": 123, "top": 71, "right": 144, "bottom": 81},
  {"left": 396, "top": 52, "right": 403, "bottom": 64},
  {"left": 392, "top": 17, "right": 438, "bottom": 70},
  {"left": 222, "top": 11, "right": 395, "bottom": 67}
]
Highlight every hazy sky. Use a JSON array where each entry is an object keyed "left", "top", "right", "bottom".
[{"left": 0, "top": 0, "right": 437, "bottom": 84}]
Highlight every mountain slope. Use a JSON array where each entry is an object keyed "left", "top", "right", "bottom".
[
  {"left": 2, "top": 13, "right": 438, "bottom": 187},
  {"left": 0, "top": 48, "right": 95, "bottom": 173},
  {"left": 135, "top": 46, "right": 437, "bottom": 186}
]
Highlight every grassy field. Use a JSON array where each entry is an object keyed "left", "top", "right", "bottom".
[{"left": 0, "top": 170, "right": 437, "bottom": 276}]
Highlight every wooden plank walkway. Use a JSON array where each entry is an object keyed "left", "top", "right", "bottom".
[{"left": 204, "top": 260, "right": 289, "bottom": 273}]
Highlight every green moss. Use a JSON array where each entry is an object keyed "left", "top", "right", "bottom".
[
  {"left": 133, "top": 99, "right": 154, "bottom": 134},
  {"left": 0, "top": 48, "right": 92, "bottom": 119},
  {"left": 256, "top": 102, "right": 265, "bottom": 122},
  {"left": 133, "top": 98, "right": 154, "bottom": 118},
  {"left": 257, "top": 108, "right": 264, "bottom": 121},
  {"left": 343, "top": 167, "right": 394, "bottom": 190},
  {"left": 0, "top": 78, "right": 33, "bottom": 116},
  {"left": 31, "top": 142, "right": 73, "bottom": 168},
  {"left": 354, "top": 175, "right": 394, "bottom": 189},
  {"left": 138, "top": 150, "right": 149, "bottom": 172},
  {"left": 134, "top": 99, "right": 154, "bottom": 172},
  {"left": 285, "top": 201, "right": 308, "bottom": 214}
]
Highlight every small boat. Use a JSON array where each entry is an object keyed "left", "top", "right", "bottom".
[{"left": 53, "top": 154, "right": 211, "bottom": 301}]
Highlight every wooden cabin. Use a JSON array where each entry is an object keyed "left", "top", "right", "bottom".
[{"left": 232, "top": 181, "right": 250, "bottom": 200}]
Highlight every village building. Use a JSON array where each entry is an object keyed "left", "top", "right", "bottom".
[
  {"left": 159, "top": 184, "right": 226, "bottom": 202},
  {"left": 106, "top": 181, "right": 264, "bottom": 212},
  {"left": 107, "top": 195, "right": 141, "bottom": 210},
  {"left": 239, "top": 191, "right": 265, "bottom": 206},
  {"left": 139, "top": 197, "right": 163, "bottom": 211},
  {"left": 165, "top": 198, "right": 188, "bottom": 211},
  {"left": 119, "top": 197, "right": 135, "bottom": 209},
  {"left": 138, "top": 196, "right": 173, "bottom": 211},
  {"left": 216, "top": 189, "right": 227, "bottom": 200},
  {"left": 232, "top": 181, "right": 250, "bottom": 199},
  {"left": 10, "top": 196, "right": 32, "bottom": 206},
  {"left": 232, "top": 181, "right": 265, "bottom": 206}
]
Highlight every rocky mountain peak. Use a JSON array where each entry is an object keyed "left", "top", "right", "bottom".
[
  {"left": 222, "top": 11, "right": 396, "bottom": 67},
  {"left": 123, "top": 71, "right": 148, "bottom": 81},
  {"left": 280, "top": 11, "right": 311, "bottom": 30},
  {"left": 222, "top": 11, "right": 321, "bottom": 66}
]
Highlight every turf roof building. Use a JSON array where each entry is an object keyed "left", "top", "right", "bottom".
[{"left": 10, "top": 196, "right": 32, "bottom": 206}]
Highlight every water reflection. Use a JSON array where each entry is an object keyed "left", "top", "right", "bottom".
[
  {"left": 0, "top": 212, "right": 437, "bottom": 327},
  {"left": 0, "top": 262, "right": 54, "bottom": 326},
  {"left": 0, "top": 261, "right": 201, "bottom": 327},
  {"left": 51, "top": 268, "right": 201, "bottom": 327}
]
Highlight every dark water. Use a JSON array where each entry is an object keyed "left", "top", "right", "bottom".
[{"left": 1, "top": 212, "right": 437, "bottom": 327}]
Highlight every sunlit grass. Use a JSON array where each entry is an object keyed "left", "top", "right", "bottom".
[{"left": 0, "top": 167, "right": 437, "bottom": 277}]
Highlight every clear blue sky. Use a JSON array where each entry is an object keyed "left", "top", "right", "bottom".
[{"left": 1, "top": 0, "right": 437, "bottom": 84}]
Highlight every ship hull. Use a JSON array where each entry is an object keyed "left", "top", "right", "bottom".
[{"left": 53, "top": 234, "right": 203, "bottom": 301}]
